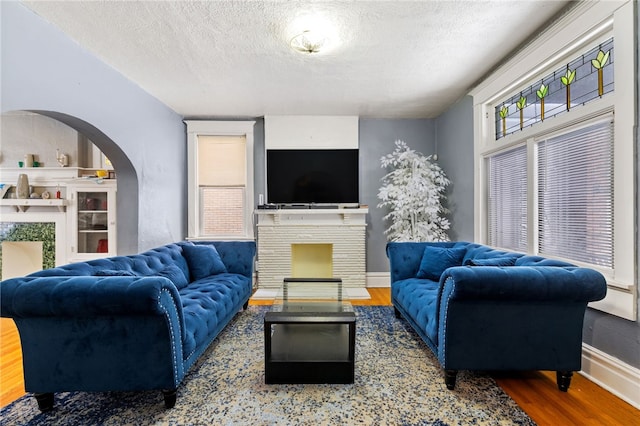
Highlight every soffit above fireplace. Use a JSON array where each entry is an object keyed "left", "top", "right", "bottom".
[{"left": 264, "top": 116, "right": 358, "bottom": 150}]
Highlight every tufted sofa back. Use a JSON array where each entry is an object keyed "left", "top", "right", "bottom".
[
  {"left": 386, "top": 241, "right": 579, "bottom": 284},
  {"left": 29, "top": 243, "right": 190, "bottom": 280}
]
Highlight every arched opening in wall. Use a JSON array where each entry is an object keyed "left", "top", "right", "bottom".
[{"left": 0, "top": 110, "right": 138, "bottom": 257}]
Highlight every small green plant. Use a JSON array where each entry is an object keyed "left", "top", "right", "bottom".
[
  {"left": 516, "top": 96, "right": 527, "bottom": 130},
  {"left": 536, "top": 84, "right": 549, "bottom": 121},
  {"left": 591, "top": 50, "right": 610, "bottom": 97},
  {"left": 561, "top": 68, "right": 576, "bottom": 111}
]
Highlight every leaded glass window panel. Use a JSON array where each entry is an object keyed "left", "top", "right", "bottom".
[{"left": 495, "top": 38, "right": 614, "bottom": 139}]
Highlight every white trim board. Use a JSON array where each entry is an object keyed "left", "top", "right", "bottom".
[
  {"left": 580, "top": 343, "right": 640, "bottom": 410},
  {"left": 365, "top": 272, "right": 391, "bottom": 288}
]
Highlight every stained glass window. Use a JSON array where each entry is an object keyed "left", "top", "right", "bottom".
[{"left": 495, "top": 38, "right": 614, "bottom": 139}]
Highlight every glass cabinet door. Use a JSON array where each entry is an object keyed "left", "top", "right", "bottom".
[{"left": 76, "top": 191, "right": 110, "bottom": 254}]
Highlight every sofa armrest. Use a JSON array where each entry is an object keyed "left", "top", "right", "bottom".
[
  {"left": 1, "top": 276, "right": 183, "bottom": 318},
  {"left": 440, "top": 266, "right": 607, "bottom": 303}
]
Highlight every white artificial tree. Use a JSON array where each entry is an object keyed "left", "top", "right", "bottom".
[{"left": 377, "top": 140, "right": 451, "bottom": 242}]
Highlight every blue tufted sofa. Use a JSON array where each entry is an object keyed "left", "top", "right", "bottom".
[
  {"left": 387, "top": 241, "right": 607, "bottom": 391},
  {"left": 0, "top": 240, "right": 255, "bottom": 411}
]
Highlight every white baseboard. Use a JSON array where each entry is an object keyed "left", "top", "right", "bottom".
[
  {"left": 366, "top": 272, "right": 390, "bottom": 288},
  {"left": 581, "top": 343, "right": 640, "bottom": 410},
  {"left": 251, "top": 287, "right": 371, "bottom": 300},
  {"left": 253, "top": 273, "right": 390, "bottom": 290}
]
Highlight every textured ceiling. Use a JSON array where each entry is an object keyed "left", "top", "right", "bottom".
[{"left": 22, "top": 1, "right": 571, "bottom": 119}]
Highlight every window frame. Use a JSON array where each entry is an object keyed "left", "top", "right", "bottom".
[
  {"left": 470, "top": 1, "right": 636, "bottom": 320},
  {"left": 185, "top": 120, "right": 255, "bottom": 240}
]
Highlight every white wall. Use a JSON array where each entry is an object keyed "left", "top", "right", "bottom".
[
  {"left": 265, "top": 115, "right": 359, "bottom": 149},
  {"left": 1, "top": 112, "right": 78, "bottom": 168}
]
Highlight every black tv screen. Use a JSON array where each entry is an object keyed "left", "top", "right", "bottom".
[{"left": 266, "top": 149, "right": 359, "bottom": 205}]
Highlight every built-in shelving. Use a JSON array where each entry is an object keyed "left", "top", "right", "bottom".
[{"left": 0, "top": 198, "right": 66, "bottom": 212}]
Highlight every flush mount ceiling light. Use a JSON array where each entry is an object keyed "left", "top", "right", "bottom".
[{"left": 290, "top": 30, "right": 326, "bottom": 54}]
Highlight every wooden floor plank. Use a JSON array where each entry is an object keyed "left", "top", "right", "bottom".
[{"left": 0, "top": 318, "right": 25, "bottom": 407}]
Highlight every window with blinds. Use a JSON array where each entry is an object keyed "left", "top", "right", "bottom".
[
  {"left": 197, "top": 135, "right": 247, "bottom": 237},
  {"left": 488, "top": 145, "right": 528, "bottom": 251},
  {"left": 537, "top": 119, "right": 614, "bottom": 268},
  {"left": 473, "top": 3, "right": 635, "bottom": 319}
]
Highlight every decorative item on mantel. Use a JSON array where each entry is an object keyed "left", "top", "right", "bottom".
[
  {"left": 16, "top": 173, "right": 30, "bottom": 199},
  {"left": 56, "top": 149, "right": 69, "bottom": 167}
]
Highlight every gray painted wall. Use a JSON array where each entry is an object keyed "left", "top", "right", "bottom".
[
  {"left": 435, "top": 96, "right": 474, "bottom": 242},
  {"left": 1, "top": 2, "right": 186, "bottom": 253},
  {"left": 358, "top": 119, "right": 436, "bottom": 272}
]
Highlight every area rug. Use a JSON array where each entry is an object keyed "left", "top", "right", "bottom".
[{"left": 1, "top": 306, "right": 534, "bottom": 425}]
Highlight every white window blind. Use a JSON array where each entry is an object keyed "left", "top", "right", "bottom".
[
  {"left": 488, "top": 145, "right": 528, "bottom": 251},
  {"left": 197, "top": 136, "right": 246, "bottom": 185},
  {"left": 537, "top": 120, "right": 614, "bottom": 268},
  {"left": 197, "top": 135, "right": 247, "bottom": 237}
]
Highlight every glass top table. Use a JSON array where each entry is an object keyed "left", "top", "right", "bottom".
[
  {"left": 264, "top": 278, "right": 356, "bottom": 384},
  {"left": 270, "top": 277, "right": 354, "bottom": 315}
]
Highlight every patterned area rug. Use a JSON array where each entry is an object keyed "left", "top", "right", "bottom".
[{"left": 1, "top": 306, "right": 534, "bottom": 425}]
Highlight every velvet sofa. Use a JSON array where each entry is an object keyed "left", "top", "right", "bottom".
[
  {"left": 0, "top": 240, "right": 255, "bottom": 411},
  {"left": 386, "top": 241, "right": 607, "bottom": 391}
]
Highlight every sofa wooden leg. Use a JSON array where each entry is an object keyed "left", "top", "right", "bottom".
[
  {"left": 444, "top": 370, "right": 457, "bottom": 390},
  {"left": 163, "top": 389, "right": 177, "bottom": 408},
  {"left": 34, "top": 392, "right": 54, "bottom": 411},
  {"left": 394, "top": 307, "right": 402, "bottom": 319},
  {"left": 556, "top": 371, "right": 573, "bottom": 392},
  {"left": 243, "top": 300, "right": 249, "bottom": 310}
]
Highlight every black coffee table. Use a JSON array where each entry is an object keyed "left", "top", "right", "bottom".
[{"left": 264, "top": 278, "right": 356, "bottom": 384}]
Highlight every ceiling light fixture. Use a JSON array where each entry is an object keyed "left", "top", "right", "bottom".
[{"left": 290, "top": 30, "right": 326, "bottom": 54}]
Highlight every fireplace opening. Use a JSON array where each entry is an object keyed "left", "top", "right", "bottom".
[
  {"left": 291, "top": 243, "right": 333, "bottom": 278},
  {"left": 0, "top": 222, "right": 56, "bottom": 280},
  {"left": 1, "top": 241, "right": 43, "bottom": 280}
]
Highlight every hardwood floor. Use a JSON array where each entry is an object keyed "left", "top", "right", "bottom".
[
  {"left": 0, "top": 318, "right": 25, "bottom": 407},
  {"left": 2, "top": 287, "right": 638, "bottom": 425}
]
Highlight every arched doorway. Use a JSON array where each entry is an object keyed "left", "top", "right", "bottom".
[{"left": 1, "top": 110, "right": 138, "bottom": 255}]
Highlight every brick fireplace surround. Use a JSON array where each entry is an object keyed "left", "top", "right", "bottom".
[{"left": 255, "top": 207, "right": 368, "bottom": 294}]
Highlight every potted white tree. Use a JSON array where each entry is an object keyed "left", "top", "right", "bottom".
[{"left": 377, "top": 140, "right": 450, "bottom": 242}]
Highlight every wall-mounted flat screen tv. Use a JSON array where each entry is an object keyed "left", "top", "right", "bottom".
[{"left": 266, "top": 149, "right": 359, "bottom": 205}]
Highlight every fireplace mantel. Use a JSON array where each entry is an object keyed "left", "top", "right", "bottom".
[
  {"left": 255, "top": 207, "right": 368, "bottom": 289},
  {"left": 1, "top": 198, "right": 67, "bottom": 212}
]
